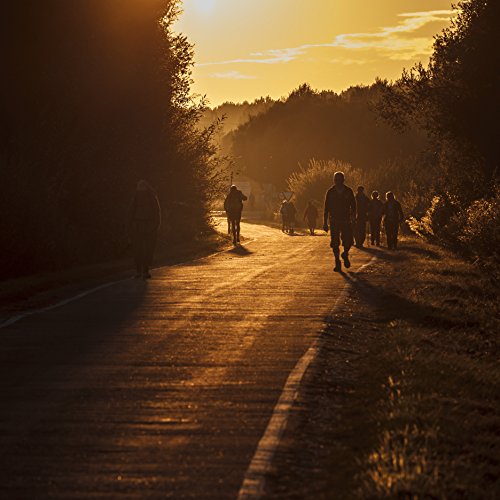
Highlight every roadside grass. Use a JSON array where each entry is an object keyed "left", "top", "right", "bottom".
[
  {"left": 353, "top": 240, "right": 499, "bottom": 498},
  {"left": 266, "top": 236, "right": 499, "bottom": 499}
]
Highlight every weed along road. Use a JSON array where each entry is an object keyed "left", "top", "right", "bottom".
[{"left": 0, "top": 221, "right": 372, "bottom": 498}]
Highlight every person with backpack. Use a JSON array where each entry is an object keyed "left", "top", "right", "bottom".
[
  {"left": 383, "top": 191, "right": 404, "bottom": 250},
  {"left": 323, "top": 171, "right": 356, "bottom": 272},
  {"left": 303, "top": 201, "right": 318, "bottom": 235},
  {"left": 128, "top": 180, "right": 161, "bottom": 279},
  {"left": 224, "top": 185, "right": 247, "bottom": 245},
  {"left": 369, "top": 191, "right": 384, "bottom": 246}
]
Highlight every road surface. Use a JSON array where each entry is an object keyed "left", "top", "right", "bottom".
[{"left": 0, "top": 221, "right": 372, "bottom": 498}]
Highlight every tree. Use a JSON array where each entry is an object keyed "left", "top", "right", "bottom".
[
  {"left": 0, "top": 1, "right": 217, "bottom": 279},
  {"left": 227, "top": 83, "right": 426, "bottom": 187},
  {"left": 379, "top": 0, "right": 500, "bottom": 261},
  {"left": 380, "top": 0, "right": 499, "bottom": 201}
]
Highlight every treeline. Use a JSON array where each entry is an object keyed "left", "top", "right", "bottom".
[
  {"left": 379, "top": 0, "right": 499, "bottom": 264},
  {"left": 1, "top": 1, "right": 217, "bottom": 280},
  {"left": 225, "top": 83, "right": 427, "bottom": 187},
  {"left": 198, "top": 97, "right": 274, "bottom": 141}
]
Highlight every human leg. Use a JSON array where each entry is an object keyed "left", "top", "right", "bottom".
[
  {"left": 371, "top": 219, "right": 381, "bottom": 246},
  {"left": 340, "top": 221, "right": 354, "bottom": 268},
  {"left": 386, "top": 221, "right": 396, "bottom": 249},
  {"left": 393, "top": 224, "right": 400, "bottom": 249},
  {"left": 308, "top": 217, "right": 316, "bottom": 235},
  {"left": 355, "top": 219, "right": 366, "bottom": 248},
  {"left": 330, "top": 223, "right": 342, "bottom": 271},
  {"left": 142, "top": 230, "right": 157, "bottom": 278},
  {"left": 236, "top": 218, "right": 241, "bottom": 243}
]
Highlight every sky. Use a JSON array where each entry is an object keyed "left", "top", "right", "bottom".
[{"left": 174, "top": 0, "right": 456, "bottom": 106}]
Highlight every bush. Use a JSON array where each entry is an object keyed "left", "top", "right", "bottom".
[
  {"left": 458, "top": 187, "right": 500, "bottom": 263},
  {"left": 287, "top": 159, "right": 362, "bottom": 215}
]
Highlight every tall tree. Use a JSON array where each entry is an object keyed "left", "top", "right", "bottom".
[{"left": 0, "top": 1, "right": 216, "bottom": 279}]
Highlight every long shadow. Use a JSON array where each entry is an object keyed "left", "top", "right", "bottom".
[
  {"left": 400, "top": 244, "right": 442, "bottom": 260},
  {"left": 228, "top": 244, "right": 254, "bottom": 256},
  {"left": 357, "top": 246, "right": 406, "bottom": 263},
  {"left": 356, "top": 243, "right": 441, "bottom": 263},
  {"left": 339, "top": 271, "right": 469, "bottom": 329}
]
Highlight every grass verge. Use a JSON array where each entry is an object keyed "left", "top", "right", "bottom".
[{"left": 267, "top": 237, "right": 499, "bottom": 499}]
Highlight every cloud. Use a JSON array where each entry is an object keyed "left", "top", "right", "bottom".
[
  {"left": 210, "top": 70, "right": 257, "bottom": 80},
  {"left": 197, "top": 9, "right": 456, "bottom": 67}
]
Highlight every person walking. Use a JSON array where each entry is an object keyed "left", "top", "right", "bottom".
[
  {"left": 286, "top": 200, "right": 297, "bottom": 235},
  {"left": 383, "top": 191, "right": 404, "bottom": 250},
  {"left": 280, "top": 200, "right": 289, "bottom": 233},
  {"left": 303, "top": 201, "right": 318, "bottom": 235},
  {"left": 323, "top": 171, "right": 356, "bottom": 272},
  {"left": 224, "top": 185, "right": 247, "bottom": 245},
  {"left": 354, "top": 186, "right": 370, "bottom": 248},
  {"left": 369, "top": 191, "right": 384, "bottom": 246},
  {"left": 128, "top": 180, "right": 161, "bottom": 279}
]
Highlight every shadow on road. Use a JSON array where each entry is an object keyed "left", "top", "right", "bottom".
[{"left": 229, "top": 245, "right": 254, "bottom": 256}]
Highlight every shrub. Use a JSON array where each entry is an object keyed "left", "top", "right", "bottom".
[{"left": 287, "top": 159, "right": 362, "bottom": 215}]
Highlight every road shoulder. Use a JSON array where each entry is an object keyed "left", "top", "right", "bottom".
[{"left": 265, "top": 237, "right": 500, "bottom": 498}]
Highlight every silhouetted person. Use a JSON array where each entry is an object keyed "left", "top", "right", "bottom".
[
  {"left": 323, "top": 171, "right": 356, "bottom": 272},
  {"left": 224, "top": 185, "right": 247, "bottom": 245},
  {"left": 369, "top": 191, "right": 384, "bottom": 246},
  {"left": 303, "top": 201, "right": 318, "bottom": 235},
  {"left": 280, "top": 200, "right": 289, "bottom": 232},
  {"left": 128, "top": 180, "right": 161, "bottom": 279},
  {"left": 286, "top": 201, "right": 297, "bottom": 234},
  {"left": 384, "top": 192, "right": 404, "bottom": 250},
  {"left": 355, "top": 186, "right": 370, "bottom": 248}
]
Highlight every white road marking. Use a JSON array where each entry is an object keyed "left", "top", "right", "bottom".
[
  {"left": 0, "top": 235, "right": 255, "bottom": 331},
  {"left": 238, "top": 256, "right": 376, "bottom": 499},
  {"left": 0, "top": 278, "right": 131, "bottom": 329}
]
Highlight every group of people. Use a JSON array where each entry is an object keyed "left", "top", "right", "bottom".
[
  {"left": 127, "top": 173, "right": 404, "bottom": 279},
  {"left": 353, "top": 186, "right": 404, "bottom": 250},
  {"left": 280, "top": 200, "right": 298, "bottom": 234},
  {"left": 323, "top": 171, "right": 404, "bottom": 272}
]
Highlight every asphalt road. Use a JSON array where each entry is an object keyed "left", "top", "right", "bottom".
[{"left": 0, "top": 221, "right": 372, "bottom": 499}]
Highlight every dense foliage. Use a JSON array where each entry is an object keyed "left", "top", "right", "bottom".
[
  {"left": 287, "top": 159, "right": 361, "bottom": 215},
  {"left": 380, "top": 0, "right": 499, "bottom": 263},
  {"left": 226, "top": 83, "right": 427, "bottom": 187},
  {"left": 1, "top": 1, "right": 217, "bottom": 280}
]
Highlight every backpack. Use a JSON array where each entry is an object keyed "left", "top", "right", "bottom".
[{"left": 225, "top": 190, "right": 243, "bottom": 212}]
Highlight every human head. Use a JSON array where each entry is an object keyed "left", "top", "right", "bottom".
[
  {"left": 357, "top": 186, "right": 365, "bottom": 194},
  {"left": 230, "top": 185, "right": 237, "bottom": 191},
  {"left": 386, "top": 191, "right": 395, "bottom": 201},
  {"left": 371, "top": 191, "right": 379, "bottom": 200},
  {"left": 333, "top": 171, "right": 345, "bottom": 186}
]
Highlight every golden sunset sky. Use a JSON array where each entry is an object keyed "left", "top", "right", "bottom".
[{"left": 175, "top": 0, "right": 455, "bottom": 106}]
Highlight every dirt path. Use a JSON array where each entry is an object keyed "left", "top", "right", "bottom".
[{"left": 0, "top": 221, "right": 371, "bottom": 499}]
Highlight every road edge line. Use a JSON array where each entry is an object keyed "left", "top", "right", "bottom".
[
  {"left": 237, "top": 256, "right": 376, "bottom": 499},
  {"left": 0, "top": 236, "right": 258, "bottom": 331}
]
